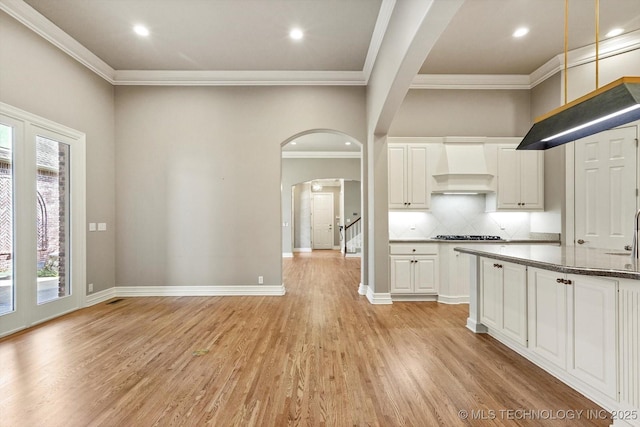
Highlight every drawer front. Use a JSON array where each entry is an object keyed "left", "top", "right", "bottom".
[{"left": 389, "top": 243, "right": 438, "bottom": 255}]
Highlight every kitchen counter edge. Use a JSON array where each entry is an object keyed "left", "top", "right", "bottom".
[{"left": 454, "top": 245, "right": 639, "bottom": 280}]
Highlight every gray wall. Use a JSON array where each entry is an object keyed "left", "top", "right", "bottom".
[
  {"left": 530, "top": 73, "right": 564, "bottom": 234},
  {"left": 343, "top": 180, "right": 361, "bottom": 225},
  {"left": 115, "top": 86, "right": 365, "bottom": 287},
  {"left": 0, "top": 11, "right": 116, "bottom": 294},
  {"left": 282, "top": 157, "right": 361, "bottom": 254},
  {"left": 389, "top": 89, "right": 531, "bottom": 137}
]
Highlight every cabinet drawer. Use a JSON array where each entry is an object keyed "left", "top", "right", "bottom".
[{"left": 390, "top": 243, "right": 438, "bottom": 255}]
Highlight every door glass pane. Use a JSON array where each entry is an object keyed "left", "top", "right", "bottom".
[
  {"left": 0, "top": 124, "right": 14, "bottom": 315},
  {"left": 36, "top": 136, "right": 70, "bottom": 304}
]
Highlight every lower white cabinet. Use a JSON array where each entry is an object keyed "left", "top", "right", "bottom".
[
  {"left": 528, "top": 267, "right": 618, "bottom": 400},
  {"left": 389, "top": 244, "right": 438, "bottom": 295},
  {"left": 527, "top": 267, "right": 568, "bottom": 369},
  {"left": 480, "top": 258, "right": 527, "bottom": 346}
]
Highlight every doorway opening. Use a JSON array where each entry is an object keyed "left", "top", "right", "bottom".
[{"left": 281, "top": 130, "right": 363, "bottom": 288}]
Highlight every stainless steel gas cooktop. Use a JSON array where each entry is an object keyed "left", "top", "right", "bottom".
[{"left": 432, "top": 235, "right": 502, "bottom": 241}]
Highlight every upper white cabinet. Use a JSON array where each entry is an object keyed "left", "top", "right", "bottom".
[
  {"left": 488, "top": 145, "right": 544, "bottom": 211},
  {"left": 388, "top": 144, "right": 429, "bottom": 210}
]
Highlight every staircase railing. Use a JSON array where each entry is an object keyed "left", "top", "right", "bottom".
[{"left": 343, "top": 217, "right": 362, "bottom": 256}]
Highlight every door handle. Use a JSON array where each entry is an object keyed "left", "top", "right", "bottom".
[{"left": 625, "top": 245, "right": 632, "bottom": 251}]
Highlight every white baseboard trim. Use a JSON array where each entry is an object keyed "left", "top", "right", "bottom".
[
  {"left": 282, "top": 252, "right": 293, "bottom": 258},
  {"left": 358, "top": 283, "right": 367, "bottom": 295},
  {"left": 466, "top": 317, "right": 488, "bottom": 333},
  {"left": 114, "top": 285, "right": 286, "bottom": 297},
  {"left": 85, "top": 287, "right": 117, "bottom": 306},
  {"left": 391, "top": 294, "right": 438, "bottom": 302},
  {"left": 366, "top": 287, "right": 393, "bottom": 305},
  {"left": 437, "top": 295, "right": 470, "bottom": 304},
  {"left": 345, "top": 253, "right": 362, "bottom": 258},
  {"left": 332, "top": 245, "right": 340, "bottom": 250},
  {"left": 293, "top": 248, "right": 312, "bottom": 253}
]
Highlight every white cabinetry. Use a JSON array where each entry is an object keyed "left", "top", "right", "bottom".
[
  {"left": 528, "top": 267, "right": 617, "bottom": 400},
  {"left": 480, "top": 258, "right": 527, "bottom": 345},
  {"left": 487, "top": 145, "right": 544, "bottom": 211},
  {"left": 388, "top": 144, "right": 429, "bottom": 209},
  {"left": 389, "top": 244, "right": 438, "bottom": 296}
]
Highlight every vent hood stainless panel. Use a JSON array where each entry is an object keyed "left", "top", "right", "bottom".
[{"left": 432, "top": 137, "right": 494, "bottom": 193}]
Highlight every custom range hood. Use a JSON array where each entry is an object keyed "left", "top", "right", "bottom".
[
  {"left": 518, "top": 77, "right": 640, "bottom": 150},
  {"left": 432, "top": 137, "right": 494, "bottom": 194}
]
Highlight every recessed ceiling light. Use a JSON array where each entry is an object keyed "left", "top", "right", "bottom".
[
  {"left": 290, "top": 141, "right": 297, "bottom": 145},
  {"left": 290, "top": 28, "right": 304, "bottom": 40},
  {"left": 513, "top": 27, "right": 529, "bottom": 38},
  {"left": 133, "top": 25, "right": 150, "bottom": 37},
  {"left": 345, "top": 141, "right": 351, "bottom": 146},
  {"left": 606, "top": 28, "right": 624, "bottom": 38}
]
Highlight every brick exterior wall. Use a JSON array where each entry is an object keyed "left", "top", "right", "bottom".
[{"left": 0, "top": 139, "right": 68, "bottom": 298}]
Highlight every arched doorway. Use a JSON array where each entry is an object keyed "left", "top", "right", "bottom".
[{"left": 280, "top": 129, "right": 364, "bottom": 290}]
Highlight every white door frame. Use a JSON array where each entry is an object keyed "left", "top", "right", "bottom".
[{"left": 0, "top": 103, "right": 86, "bottom": 337}]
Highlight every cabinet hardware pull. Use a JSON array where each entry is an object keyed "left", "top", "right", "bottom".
[
  {"left": 565, "top": 279, "right": 572, "bottom": 285},
  {"left": 625, "top": 245, "right": 632, "bottom": 251},
  {"left": 577, "top": 239, "right": 585, "bottom": 244},
  {"left": 556, "top": 278, "right": 564, "bottom": 283}
]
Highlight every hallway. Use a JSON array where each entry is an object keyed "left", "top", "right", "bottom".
[{"left": 0, "top": 251, "right": 608, "bottom": 426}]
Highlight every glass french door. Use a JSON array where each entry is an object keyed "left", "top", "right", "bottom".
[{"left": 0, "top": 104, "right": 85, "bottom": 337}]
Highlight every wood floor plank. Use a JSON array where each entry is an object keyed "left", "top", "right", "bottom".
[{"left": 1, "top": 251, "right": 610, "bottom": 426}]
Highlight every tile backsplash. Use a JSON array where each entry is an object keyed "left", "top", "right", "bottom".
[{"left": 389, "top": 194, "right": 532, "bottom": 240}]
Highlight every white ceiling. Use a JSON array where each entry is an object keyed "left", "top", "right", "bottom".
[
  {"left": 6, "top": 0, "right": 640, "bottom": 153},
  {"left": 281, "top": 133, "right": 361, "bottom": 155},
  {"left": 21, "top": 0, "right": 383, "bottom": 72},
  {"left": 17, "top": 0, "right": 640, "bottom": 79}
]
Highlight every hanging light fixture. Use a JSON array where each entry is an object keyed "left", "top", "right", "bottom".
[{"left": 518, "top": 0, "right": 640, "bottom": 150}]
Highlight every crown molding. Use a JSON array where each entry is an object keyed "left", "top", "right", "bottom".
[
  {"left": 0, "top": 0, "right": 116, "bottom": 83},
  {"left": 411, "top": 74, "right": 530, "bottom": 90},
  {"left": 414, "top": 29, "right": 640, "bottom": 90},
  {"left": 363, "top": 0, "right": 396, "bottom": 82},
  {"left": 113, "top": 70, "right": 367, "bottom": 86},
  {"left": 1, "top": 0, "right": 388, "bottom": 86},
  {"left": 281, "top": 151, "right": 361, "bottom": 159}
]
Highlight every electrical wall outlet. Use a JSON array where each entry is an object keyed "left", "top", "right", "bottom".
[
  {"left": 258, "top": 276, "right": 264, "bottom": 284},
  {"left": 88, "top": 283, "right": 94, "bottom": 293}
]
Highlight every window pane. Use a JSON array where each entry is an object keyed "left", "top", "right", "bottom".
[
  {"left": 36, "top": 136, "right": 70, "bottom": 304},
  {"left": 0, "top": 124, "right": 14, "bottom": 315}
]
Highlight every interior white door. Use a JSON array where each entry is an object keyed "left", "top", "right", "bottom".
[
  {"left": 312, "top": 193, "right": 334, "bottom": 250},
  {"left": 575, "top": 125, "right": 638, "bottom": 250}
]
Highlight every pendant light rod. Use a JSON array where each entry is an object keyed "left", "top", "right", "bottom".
[
  {"left": 595, "top": 0, "right": 600, "bottom": 89},
  {"left": 564, "top": 0, "right": 568, "bottom": 105}
]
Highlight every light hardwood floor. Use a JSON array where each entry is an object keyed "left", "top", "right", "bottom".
[{"left": 1, "top": 251, "right": 608, "bottom": 426}]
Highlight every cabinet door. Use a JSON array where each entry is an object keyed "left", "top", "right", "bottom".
[
  {"left": 388, "top": 145, "right": 407, "bottom": 209},
  {"left": 502, "top": 262, "right": 528, "bottom": 346},
  {"left": 519, "top": 151, "right": 544, "bottom": 209},
  {"left": 407, "top": 144, "right": 429, "bottom": 209},
  {"left": 480, "top": 258, "right": 502, "bottom": 329},
  {"left": 414, "top": 256, "right": 438, "bottom": 293},
  {"left": 528, "top": 268, "right": 567, "bottom": 369},
  {"left": 568, "top": 274, "right": 617, "bottom": 399},
  {"left": 496, "top": 146, "right": 521, "bottom": 209},
  {"left": 390, "top": 256, "right": 412, "bottom": 293}
]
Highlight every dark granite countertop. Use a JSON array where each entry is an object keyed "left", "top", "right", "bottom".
[
  {"left": 389, "top": 239, "right": 560, "bottom": 244},
  {"left": 454, "top": 244, "right": 639, "bottom": 280}
]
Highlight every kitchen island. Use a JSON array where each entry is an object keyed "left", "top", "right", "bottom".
[{"left": 454, "top": 244, "right": 639, "bottom": 427}]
